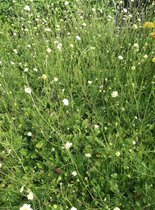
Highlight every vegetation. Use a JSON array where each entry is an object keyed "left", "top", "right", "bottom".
[{"left": 0, "top": 1, "right": 155, "bottom": 209}]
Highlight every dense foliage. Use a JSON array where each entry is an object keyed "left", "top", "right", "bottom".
[{"left": 0, "top": 1, "right": 155, "bottom": 209}]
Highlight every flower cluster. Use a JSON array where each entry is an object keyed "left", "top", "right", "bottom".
[{"left": 143, "top": 21, "right": 155, "bottom": 62}]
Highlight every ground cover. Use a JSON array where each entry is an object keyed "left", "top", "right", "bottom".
[{"left": 0, "top": 1, "right": 155, "bottom": 209}]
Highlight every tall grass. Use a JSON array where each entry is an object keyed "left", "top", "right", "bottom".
[{"left": 0, "top": 1, "right": 155, "bottom": 209}]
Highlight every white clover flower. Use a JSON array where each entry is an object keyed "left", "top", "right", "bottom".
[
  {"left": 24, "top": 86, "right": 32, "bottom": 94},
  {"left": 118, "top": 55, "right": 123, "bottom": 60},
  {"left": 64, "top": 142, "right": 72, "bottom": 150},
  {"left": 20, "top": 204, "right": 33, "bottom": 210},
  {"left": 0, "top": 163, "right": 2, "bottom": 168},
  {"left": 111, "top": 91, "right": 118, "bottom": 98},
  {"left": 62, "top": 98, "right": 69, "bottom": 106},
  {"left": 70, "top": 207, "right": 77, "bottom": 210},
  {"left": 27, "top": 191, "right": 34, "bottom": 200},
  {"left": 115, "top": 151, "right": 121, "bottom": 157},
  {"left": 85, "top": 153, "right": 92, "bottom": 158},
  {"left": 24, "top": 5, "right": 30, "bottom": 11},
  {"left": 114, "top": 207, "right": 120, "bottom": 210},
  {"left": 71, "top": 171, "right": 77, "bottom": 176},
  {"left": 47, "top": 48, "right": 52, "bottom": 53},
  {"left": 76, "top": 35, "right": 81, "bottom": 41},
  {"left": 27, "top": 132, "right": 32, "bottom": 137}
]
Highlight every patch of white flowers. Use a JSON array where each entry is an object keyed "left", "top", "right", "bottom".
[
  {"left": 111, "top": 91, "right": 118, "bottom": 98},
  {"left": 62, "top": 98, "right": 69, "bottom": 106},
  {"left": 20, "top": 204, "right": 33, "bottom": 210}
]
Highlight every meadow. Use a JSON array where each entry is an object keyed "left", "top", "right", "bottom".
[{"left": 0, "top": 0, "right": 155, "bottom": 209}]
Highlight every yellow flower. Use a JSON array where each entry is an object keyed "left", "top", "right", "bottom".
[
  {"left": 150, "top": 32, "right": 155, "bottom": 38},
  {"left": 143, "top": 22, "right": 155, "bottom": 28},
  {"left": 152, "top": 57, "right": 155, "bottom": 63}
]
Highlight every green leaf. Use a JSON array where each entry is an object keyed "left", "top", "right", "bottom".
[{"left": 35, "top": 141, "right": 44, "bottom": 149}]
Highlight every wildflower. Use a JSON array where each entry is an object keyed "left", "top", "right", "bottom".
[
  {"left": 71, "top": 207, "right": 77, "bottom": 210},
  {"left": 143, "top": 54, "right": 148, "bottom": 59},
  {"left": 10, "top": 61, "right": 15, "bottom": 65},
  {"left": 150, "top": 32, "right": 155, "bottom": 38},
  {"left": 114, "top": 208, "right": 120, "bottom": 210},
  {"left": 0, "top": 163, "right": 2, "bottom": 168},
  {"left": 13, "top": 49, "right": 18, "bottom": 54},
  {"left": 53, "top": 204, "right": 58, "bottom": 209},
  {"left": 24, "top": 5, "right": 30, "bottom": 11},
  {"left": 152, "top": 57, "right": 155, "bottom": 62},
  {"left": 131, "top": 66, "right": 136, "bottom": 70},
  {"left": 85, "top": 153, "right": 92, "bottom": 158},
  {"left": 71, "top": 171, "right": 77, "bottom": 176},
  {"left": 143, "top": 22, "right": 155, "bottom": 28},
  {"left": 123, "top": 8, "right": 127, "bottom": 13},
  {"left": 82, "top": 23, "right": 87, "bottom": 27},
  {"left": 88, "top": 80, "right": 92, "bottom": 85},
  {"left": 27, "top": 191, "right": 34, "bottom": 200},
  {"left": 70, "top": 44, "right": 74, "bottom": 48},
  {"left": 27, "top": 132, "right": 32, "bottom": 137},
  {"left": 44, "top": 28, "right": 51, "bottom": 32},
  {"left": 94, "top": 124, "right": 99, "bottom": 129},
  {"left": 41, "top": 74, "right": 47, "bottom": 80},
  {"left": 33, "top": 68, "right": 38, "bottom": 72},
  {"left": 132, "top": 141, "right": 136, "bottom": 145},
  {"left": 111, "top": 91, "right": 118, "bottom": 98},
  {"left": 76, "top": 35, "right": 81, "bottom": 41},
  {"left": 132, "top": 24, "right": 138, "bottom": 29},
  {"left": 133, "top": 43, "right": 139, "bottom": 48},
  {"left": 20, "top": 186, "right": 24, "bottom": 193},
  {"left": 24, "top": 86, "right": 32, "bottom": 94},
  {"left": 115, "top": 151, "right": 121, "bottom": 157},
  {"left": 53, "top": 77, "right": 58, "bottom": 82},
  {"left": 57, "top": 43, "right": 62, "bottom": 51},
  {"left": 65, "top": 1, "right": 69, "bottom": 6},
  {"left": 20, "top": 204, "right": 33, "bottom": 210},
  {"left": 118, "top": 55, "right": 123, "bottom": 60},
  {"left": 62, "top": 98, "right": 69, "bottom": 106},
  {"left": 47, "top": 48, "right": 52, "bottom": 53},
  {"left": 64, "top": 142, "right": 72, "bottom": 150},
  {"left": 24, "top": 68, "right": 29, "bottom": 72}
]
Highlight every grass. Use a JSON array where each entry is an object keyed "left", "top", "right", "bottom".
[{"left": 0, "top": 0, "right": 155, "bottom": 209}]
